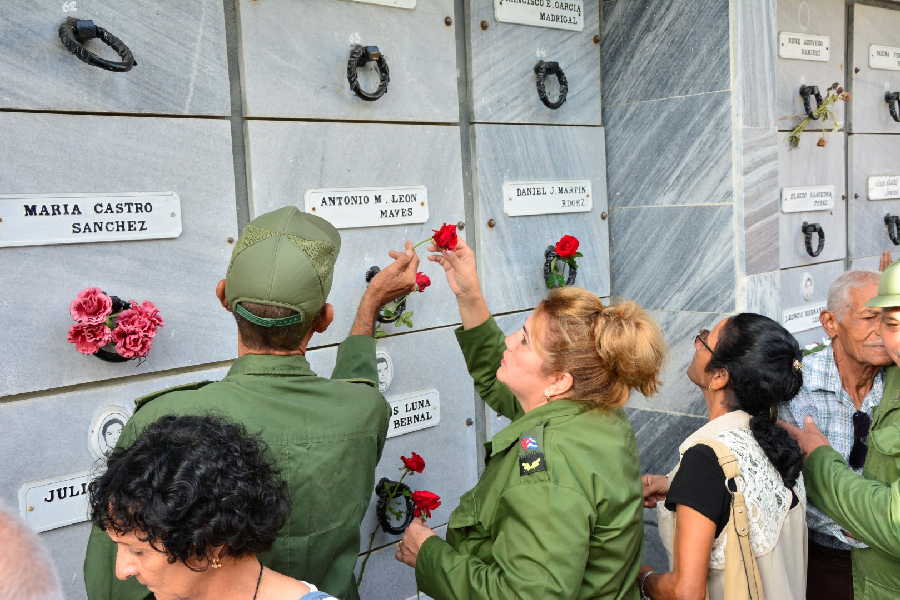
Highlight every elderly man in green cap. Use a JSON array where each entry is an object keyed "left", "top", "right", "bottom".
[
  {"left": 782, "top": 261, "right": 900, "bottom": 599},
  {"left": 83, "top": 206, "right": 419, "bottom": 600}
]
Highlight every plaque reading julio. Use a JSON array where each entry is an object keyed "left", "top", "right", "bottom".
[
  {"left": 778, "top": 32, "right": 830, "bottom": 62},
  {"left": 304, "top": 186, "right": 428, "bottom": 229},
  {"left": 494, "top": 0, "right": 584, "bottom": 32},
  {"left": 781, "top": 185, "right": 835, "bottom": 213},
  {"left": 782, "top": 302, "right": 827, "bottom": 334},
  {"left": 503, "top": 180, "right": 592, "bottom": 217},
  {"left": 869, "top": 176, "right": 900, "bottom": 201},
  {"left": 869, "top": 45, "right": 900, "bottom": 71},
  {"left": 0, "top": 192, "right": 182, "bottom": 248},
  {"left": 19, "top": 472, "right": 90, "bottom": 533},
  {"left": 386, "top": 388, "right": 440, "bottom": 438}
]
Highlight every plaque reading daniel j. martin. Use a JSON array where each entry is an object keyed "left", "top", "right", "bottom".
[
  {"left": 0, "top": 192, "right": 182, "bottom": 248},
  {"left": 304, "top": 186, "right": 429, "bottom": 229},
  {"left": 494, "top": 0, "right": 584, "bottom": 32},
  {"left": 503, "top": 180, "right": 592, "bottom": 217}
]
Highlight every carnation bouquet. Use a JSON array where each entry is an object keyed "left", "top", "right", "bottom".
[{"left": 67, "top": 287, "right": 164, "bottom": 362}]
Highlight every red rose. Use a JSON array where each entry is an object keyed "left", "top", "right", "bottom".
[
  {"left": 112, "top": 325, "right": 155, "bottom": 358},
  {"left": 415, "top": 272, "right": 431, "bottom": 293},
  {"left": 70, "top": 287, "right": 113, "bottom": 324},
  {"left": 68, "top": 323, "right": 113, "bottom": 354},
  {"left": 401, "top": 452, "right": 426, "bottom": 473},
  {"left": 431, "top": 223, "right": 458, "bottom": 251},
  {"left": 411, "top": 490, "right": 442, "bottom": 519},
  {"left": 554, "top": 235, "right": 579, "bottom": 258}
]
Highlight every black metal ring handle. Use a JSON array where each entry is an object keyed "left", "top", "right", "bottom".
[
  {"left": 799, "top": 85, "right": 823, "bottom": 120},
  {"left": 543, "top": 246, "right": 578, "bottom": 286},
  {"left": 58, "top": 17, "right": 136, "bottom": 72},
  {"left": 374, "top": 478, "right": 415, "bottom": 535},
  {"left": 534, "top": 61, "right": 569, "bottom": 110},
  {"left": 365, "top": 266, "right": 407, "bottom": 323},
  {"left": 886, "top": 214, "right": 900, "bottom": 245},
  {"left": 347, "top": 45, "right": 390, "bottom": 101},
  {"left": 802, "top": 222, "right": 825, "bottom": 257},
  {"left": 886, "top": 92, "right": 900, "bottom": 123}
]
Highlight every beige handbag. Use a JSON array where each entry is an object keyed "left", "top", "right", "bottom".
[{"left": 697, "top": 439, "right": 765, "bottom": 600}]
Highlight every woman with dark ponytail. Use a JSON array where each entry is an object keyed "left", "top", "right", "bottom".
[{"left": 637, "top": 314, "right": 807, "bottom": 600}]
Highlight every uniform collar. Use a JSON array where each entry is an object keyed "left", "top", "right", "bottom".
[
  {"left": 488, "top": 399, "right": 587, "bottom": 457},
  {"left": 226, "top": 353, "right": 316, "bottom": 378}
]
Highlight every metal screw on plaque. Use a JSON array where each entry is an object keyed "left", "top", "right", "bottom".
[
  {"left": 593, "top": 34, "right": 600, "bottom": 44},
  {"left": 855, "top": 66, "right": 860, "bottom": 74},
  {"left": 226, "top": 237, "right": 235, "bottom": 244},
  {"left": 480, "top": 20, "right": 489, "bottom": 30},
  {"left": 855, "top": 193, "right": 860, "bottom": 200},
  {"left": 445, "top": 16, "right": 452, "bottom": 26},
  {"left": 457, "top": 221, "right": 465, "bottom": 230},
  {"left": 27, "top": 506, "right": 34, "bottom": 512},
  {"left": 487, "top": 218, "right": 496, "bottom": 228},
  {"left": 465, "top": 418, "right": 474, "bottom": 427},
  {"left": 601, "top": 211, "right": 608, "bottom": 220}
]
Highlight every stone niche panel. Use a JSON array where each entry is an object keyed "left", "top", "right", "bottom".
[
  {"left": 0, "top": 113, "right": 237, "bottom": 397},
  {"left": 0, "top": 0, "right": 229, "bottom": 115},
  {"left": 848, "top": 135, "right": 900, "bottom": 259},
  {"left": 238, "top": 0, "right": 458, "bottom": 122},
  {"left": 355, "top": 525, "right": 447, "bottom": 600},
  {"left": 780, "top": 260, "right": 845, "bottom": 349},
  {"left": 775, "top": 0, "right": 845, "bottom": 131},
  {"left": 246, "top": 121, "right": 465, "bottom": 345},
  {"left": 850, "top": 4, "right": 900, "bottom": 134},
  {"left": 471, "top": 124, "right": 610, "bottom": 314},
  {"left": 468, "top": 0, "right": 601, "bottom": 125},
  {"left": 305, "top": 326, "right": 478, "bottom": 553},
  {"left": 777, "top": 131, "right": 846, "bottom": 269},
  {"left": 0, "top": 366, "right": 228, "bottom": 600}
]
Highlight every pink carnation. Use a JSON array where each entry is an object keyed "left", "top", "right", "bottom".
[
  {"left": 70, "top": 288, "right": 112, "bottom": 324},
  {"left": 68, "top": 323, "right": 113, "bottom": 354},
  {"left": 112, "top": 325, "right": 155, "bottom": 358},
  {"left": 117, "top": 301, "right": 164, "bottom": 335}
]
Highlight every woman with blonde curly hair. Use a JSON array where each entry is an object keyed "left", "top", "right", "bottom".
[{"left": 395, "top": 237, "right": 666, "bottom": 599}]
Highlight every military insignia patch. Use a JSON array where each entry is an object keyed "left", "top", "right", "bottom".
[
  {"left": 520, "top": 436, "right": 539, "bottom": 450},
  {"left": 519, "top": 450, "right": 547, "bottom": 476}
]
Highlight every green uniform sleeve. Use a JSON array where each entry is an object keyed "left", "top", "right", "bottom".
[
  {"left": 83, "top": 420, "right": 151, "bottom": 600},
  {"left": 804, "top": 446, "right": 900, "bottom": 557},
  {"left": 331, "top": 334, "right": 378, "bottom": 386},
  {"left": 455, "top": 318, "right": 522, "bottom": 421},
  {"left": 415, "top": 483, "right": 593, "bottom": 599}
]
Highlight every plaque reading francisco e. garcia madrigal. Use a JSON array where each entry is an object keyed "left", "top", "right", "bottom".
[
  {"left": 494, "top": 0, "right": 584, "bottom": 32},
  {"left": 304, "top": 185, "right": 429, "bottom": 229},
  {"left": 0, "top": 192, "right": 182, "bottom": 248}
]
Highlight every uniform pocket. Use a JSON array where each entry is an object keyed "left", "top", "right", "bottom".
[
  {"left": 869, "top": 425, "right": 900, "bottom": 457},
  {"left": 861, "top": 576, "right": 900, "bottom": 599}
]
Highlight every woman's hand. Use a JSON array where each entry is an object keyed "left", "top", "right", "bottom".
[
  {"left": 427, "top": 238, "right": 489, "bottom": 329},
  {"left": 642, "top": 474, "right": 669, "bottom": 508},
  {"left": 395, "top": 519, "right": 436, "bottom": 568}
]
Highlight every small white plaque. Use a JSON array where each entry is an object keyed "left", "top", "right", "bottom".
[
  {"left": 778, "top": 32, "right": 830, "bottom": 62},
  {"left": 494, "top": 0, "right": 584, "bottom": 32},
  {"left": 18, "top": 472, "right": 90, "bottom": 533},
  {"left": 304, "top": 186, "right": 428, "bottom": 229},
  {"left": 503, "top": 180, "right": 592, "bottom": 217},
  {"left": 869, "top": 45, "right": 900, "bottom": 71},
  {"left": 781, "top": 185, "right": 835, "bottom": 213},
  {"left": 868, "top": 175, "right": 900, "bottom": 200},
  {"left": 386, "top": 388, "right": 440, "bottom": 438},
  {"left": 346, "top": 0, "right": 415, "bottom": 7},
  {"left": 782, "top": 302, "right": 827, "bottom": 334},
  {"left": 0, "top": 192, "right": 182, "bottom": 248}
]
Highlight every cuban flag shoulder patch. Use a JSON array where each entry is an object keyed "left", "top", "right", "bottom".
[{"left": 520, "top": 436, "right": 539, "bottom": 451}]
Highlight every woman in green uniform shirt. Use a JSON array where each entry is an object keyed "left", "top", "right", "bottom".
[{"left": 395, "top": 238, "right": 666, "bottom": 599}]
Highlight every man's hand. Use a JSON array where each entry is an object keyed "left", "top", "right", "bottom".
[
  {"left": 880, "top": 250, "right": 894, "bottom": 272},
  {"left": 778, "top": 416, "right": 831, "bottom": 458},
  {"left": 351, "top": 242, "right": 420, "bottom": 336},
  {"left": 641, "top": 474, "right": 669, "bottom": 508},
  {"left": 395, "top": 518, "right": 436, "bottom": 568},
  {"left": 427, "top": 238, "right": 481, "bottom": 301}
]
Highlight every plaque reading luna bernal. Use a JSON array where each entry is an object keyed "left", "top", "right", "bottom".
[{"left": 0, "top": 192, "right": 182, "bottom": 248}]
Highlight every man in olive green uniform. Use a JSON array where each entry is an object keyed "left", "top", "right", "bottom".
[
  {"left": 84, "top": 206, "right": 420, "bottom": 600},
  {"left": 783, "top": 260, "right": 900, "bottom": 599}
]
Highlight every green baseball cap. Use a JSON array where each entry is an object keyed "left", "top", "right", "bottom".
[
  {"left": 225, "top": 206, "right": 341, "bottom": 328},
  {"left": 867, "top": 260, "right": 900, "bottom": 308}
]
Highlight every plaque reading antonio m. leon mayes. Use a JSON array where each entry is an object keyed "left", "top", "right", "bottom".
[{"left": 304, "top": 185, "right": 429, "bottom": 229}]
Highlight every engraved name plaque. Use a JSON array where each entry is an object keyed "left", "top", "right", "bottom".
[
  {"left": 781, "top": 185, "right": 835, "bottom": 213},
  {"left": 19, "top": 472, "right": 90, "bottom": 533},
  {"left": 494, "top": 0, "right": 584, "bottom": 32},
  {"left": 778, "top": 32, "right": 830, "bottom": 62},
  {"left": 868, "top": 176, "right": 900, "bottom": 201},
  {"left": 304, "top": 186, "right": 428, "bottom": 229},
  {"left": 869, "top": 45, "right": 900, "bottom": 71},
  {"left": 0, "top": 192, "right": 182, "bottom": 248},
  {"left": 782, "top": 302, "right": 827, "bottom": 334},
  {"left": 386, "top": 388, "right": 440, "bottom": 438},
  {"left": 502, "top": 180, "right": 592, "bottom": 216}
]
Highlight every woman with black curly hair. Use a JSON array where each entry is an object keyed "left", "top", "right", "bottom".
[
  {"left": 89, "top": 415, "right": 338, "bottom": 600},
  {"left": 638, "top": 314, "right": 808, "bottom": 600}
]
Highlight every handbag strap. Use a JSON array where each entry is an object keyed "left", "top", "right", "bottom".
[{"left": 696, "top": 438, "right": 765, "bottom": 600}]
